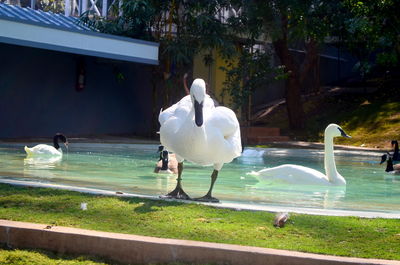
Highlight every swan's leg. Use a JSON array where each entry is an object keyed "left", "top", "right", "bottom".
[
  {"left": 195, "top": 169, "right": 219, "bottom": 203},
  {"left": 161, "top": 162, "right": 191, "bottom": 200}
]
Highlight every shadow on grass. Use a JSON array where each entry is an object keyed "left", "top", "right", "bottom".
[{"left": 121, "top": 197, "right": 186, "bottom": 214}]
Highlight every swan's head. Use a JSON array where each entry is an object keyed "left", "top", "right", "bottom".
[
  {"left": 53, "top": 133, "right": 68, "bottom": 150},
  {"left": 380, "top": 153, "right": 391, "bottom": 164},
  {"left": 325, "top": 124, "right": 351, "bottom": 139},
  {"left": 391, "top": 140, "right": 398, "bottom": 147},
  {"left": 190, "top": 79, "right": 206, "bottom": 127}
]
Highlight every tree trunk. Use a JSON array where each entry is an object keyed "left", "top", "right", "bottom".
[
  {"left": 313, "top": 56, "right": 321, "bottom": 94},
  {"left": 286, "top": 72, "right": 305, "bottom": 129},
  {"left": 273, "top": 38, "right": 305, "bottom": 129},
  {"left": 299, "top": 39, "right": 320, "bottom": 95}
]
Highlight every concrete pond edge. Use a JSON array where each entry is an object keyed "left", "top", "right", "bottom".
[{"left": 0, "top": 220, "right": 398, "bottom": 265}]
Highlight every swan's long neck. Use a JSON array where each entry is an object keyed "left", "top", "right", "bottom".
[
  {"left": 161, "top": 158, "right": 168, "bottom": 170},
  {"left": 53, "top": 137, "right": 60, "bottom": 150},
  {"left": 394, "top": 143, "right": 399, "bottom": 155},
  {"left": 324, "top": 134, "right": 344, "bottom": 184}
]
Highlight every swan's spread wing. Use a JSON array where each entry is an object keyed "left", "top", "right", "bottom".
[
  {"left": 158, "top": 95, "right": 192, "bottom": 126},
  {"left": 206, "top": 106, "right": 242, "bottom": 159},
  {"left": 159, "top": 95, "right": 192, "bottom": 154},
  {"left": 159, "top": 94, "right": 239, "bottom": 166},
  {"left": 249, "top": 164, "right": 329, "bottom": 185},
  {"left": 208, "top": 107, "right": 238, "bottom": 137}
]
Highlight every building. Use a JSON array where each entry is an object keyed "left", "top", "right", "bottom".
[{"left": 0, "top": 2, "right": 159, "bottom": 138}]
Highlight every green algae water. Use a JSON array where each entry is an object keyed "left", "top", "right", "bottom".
[{"left": 0, "top": 143, "right": 399, "bottom": 214}]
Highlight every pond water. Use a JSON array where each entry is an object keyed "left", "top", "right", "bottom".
[{"left": 0, "top": 143, "right": 399, "bottom": 214}]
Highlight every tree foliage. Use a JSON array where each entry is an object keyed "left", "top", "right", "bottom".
[
  {"left": 78, "top": 0, "right": 400, "bottom": 130},
  {"left": 235, "top": 0, "right": 340, "bottom": 129},
  {"left": 221, "top": 47, "right": 273, "bottom": 112},
  {"left": 340, "top": 0, "right": 400, "bottom": 77},
  {"left": 80, "top": 0, "right": 238, "bottom": 131}
]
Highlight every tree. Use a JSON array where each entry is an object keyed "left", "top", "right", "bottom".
[
  {"left": 339, "top": 0, "right": 400, "bottom": 79},
  {"left": 80, "top": 0, "right": 235, "bottom": 132},
  {"left": 221, "top": 45, "right": 274, "bottom": 125},
  {"left": 236, "top": 1, "right": 339, "bottom": 129}
]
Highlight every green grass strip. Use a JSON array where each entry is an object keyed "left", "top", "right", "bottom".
[
  {"left": 0, "top": 248, "right": 196, "bottom": 265},
  {"left": 0, "top": 184, "right": 399, "bottom": 260},
  {"left": 0, "top": 248, "right": 111, "bottom": 265}
]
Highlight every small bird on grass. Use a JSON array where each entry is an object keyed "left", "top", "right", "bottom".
[{"left": 274, "top": 212, "right": 289, "bottom": 228}]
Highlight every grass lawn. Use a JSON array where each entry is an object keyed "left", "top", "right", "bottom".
[
  {"left": 308, "top": 96, "right": 400, "bottom": 148},
  {"left": 0, "top": 184, "right": 399, "bottom": 261},
  {"left": 0, "top": 248, "right": 195, "bottom": 265},
  {"left": 256, "top": 91, "right": 400, "bottom": 148},
  {"left": 0, "top": 248, "right": 112, "bottom": 265}
]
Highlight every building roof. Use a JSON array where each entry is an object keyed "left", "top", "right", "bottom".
[
  {"left": 0, "top": 2, "right": 92, "bottom": 31},
  {"left": 0, "top": 3, "right": 159, "bottom": 65}
]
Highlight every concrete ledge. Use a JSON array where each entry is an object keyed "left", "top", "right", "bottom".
[{"left": 0, "top": 220, "right": 397, "bottom": 265}]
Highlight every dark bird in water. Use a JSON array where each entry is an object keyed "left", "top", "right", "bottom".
[
  {"left": 274, "top": 212, "right": 289, "bottom": 228},
  {"left": 391, "top": 140, "right": 399, "bottom": 161},
  {"left": 154, "top": 146, "right": 178, "bottom": 174},
  {"left": 380, "top": 153, "right": 400, "bottom": 174}
]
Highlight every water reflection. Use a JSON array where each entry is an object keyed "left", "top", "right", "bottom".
[
  {"left": 249, "top": 182, "right": 346, "bottom": 209},
  {"left": 24, "top": 156, "right": 62, "bottom": 168},
  {"left": 23, "top": 156, "right": 63, "bottom": 179}
]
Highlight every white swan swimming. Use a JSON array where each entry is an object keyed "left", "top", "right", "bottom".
[
  {"left": 159, "top": 78, "right": 242, "bottom": 202},
  {"left": 248, "top": 124, "right": 351, "bottom": 185},
  {"left": 24, "top": 133, "right": 68, "bottom": 157}
]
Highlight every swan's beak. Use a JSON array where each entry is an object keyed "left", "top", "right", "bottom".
[
  {"left": 64, "top": 142, "right": 69, "bottom": 149},
  {"left": 194, "top": 100, "right": 203, "bottom": 127},
  {"left": 380, "top": 154, "right": 387, "bottom": 164},
  {"left": 338, "top": 128, "right": 351, "bottom": 138}
]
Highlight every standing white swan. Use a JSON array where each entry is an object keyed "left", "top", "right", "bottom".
[
  {"left": 24, "top": 133, "right": 68, "bottom": 157},
  {"left": 159, "top": 78, "right": 242, "bottom": 202},
  {"left": 249, "top": 124, "right": 350, "bottom": 185}
]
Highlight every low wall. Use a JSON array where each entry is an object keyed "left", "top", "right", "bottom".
[{"left": 0, "top": 220, "right": 397, "bottom": 265}]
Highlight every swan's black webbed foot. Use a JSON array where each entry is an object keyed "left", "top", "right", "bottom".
[
  {"left": 194, "top": 169, "right": 220, "bottom": 203},
  {"left": 194, "top": 195, "right": 219, "bottom": 203},
  {"left": 160, "top": 186, "right": 191, "bottom": 200}
]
